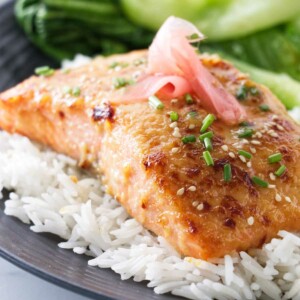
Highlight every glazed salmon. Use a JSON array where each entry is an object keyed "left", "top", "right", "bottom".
[{"left": 1, "top": 50, "right": 300, "bottom": 259}]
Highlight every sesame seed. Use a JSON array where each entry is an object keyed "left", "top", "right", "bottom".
[
  {"left": 251, "top": 140, "right": 261, "bottom": 145},
  {"left": 169, "top": 122, "right": 178, "bottom": 128},
  {"left": 267, "top": 130, "right": 274, "bottom": 135},
  {"left": 268, "top": 184, "right": 276, "bottom": 189},
  {"left": 177, "top": 188, "right": 185, "bottom": 196},
  {"left": 275, "top": 194, "right": 282, "bottom": 202},
  {"left": 171, "top": 147, "right": 179, "bottom": 154},
  {"left": 189, "top": 124, "right": 196, "bottom": 129},
  {"left": 272, "top": 115, "right": 279, "bottom": 121},
  {"left": 188, "top": 186, "right": 197, "bottom": 192},
  {"left": 171, "top": 99, "right": 178, "bottom": 104},
  {"left": 242, "top": 139, "right": 249, "bottom": 144},
  {"left": 285, "top": 196, "right": 292, "bottom": 203},
  {"left": 269, "top": 173, "right": 276, "bottom": 181},
  {"left": 229, "top": 152, "right": 235, "bottom": 158},
  {"left": 197, "top": 203, "right": 204, "bottom": 211},
  {"left": 239, "top": 155, "right": 247, "bottom": 163},
  {"left": 256, "top": 132, "right": 262, "bottom": 138},
  {"left": 247, "top": 217, "right": 254, "bottom": 225},
  {"left": 173, "top": 131, "right": 181, "bottom": 138},
  {"left": 276, "top": 124, "right": 284, "bottom": 131},
  {"left": 271, "top": 132, "right": 279, "bottom": 138},
  {"left": 192, "top": 201, "right": 199, "bottom": 207},
  {"left": 247, "top": 161, "right": 252, "bottom": 168},
  {"left": 250, "top": 147, "right": 256, "bottom": 154},
  {"left": 221, "top": 145, "right": 229, "bottom": 152}
]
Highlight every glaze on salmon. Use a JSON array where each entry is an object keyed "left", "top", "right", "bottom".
[{"left": 1, "top": 51, "right": 300, "bottom": 259}]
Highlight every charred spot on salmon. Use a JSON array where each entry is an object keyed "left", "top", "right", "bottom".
[
  {"left": 224, "top": 218, "right": 236, "bottom": 229},
  {"left": 221, "top": 196, "right": 243, "bottom": 217},
  {"left": 143, "top": 152, "right": 165, "bottom": 170},
  {"left": 58, "top": 111, "right": 65, "bottom": 119},
  {"left": 92, "top": 104, "right": 114, "bottom": 122},
  {"left": 261, "top": 215, "right": 271, "bottom": 226},
  {"left": 183, "top": 167, "right": 200, "bottom": 177}
]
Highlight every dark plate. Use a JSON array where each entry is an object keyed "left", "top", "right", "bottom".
[{"left": 0, "top": 1, "right": 179, "bottom": 299}]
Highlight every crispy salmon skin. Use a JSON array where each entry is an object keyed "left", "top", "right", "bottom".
[{"left": 1, "top": 50, "right": 300, "bottom": 259}]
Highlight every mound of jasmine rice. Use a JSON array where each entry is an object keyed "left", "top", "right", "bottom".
[{"left": 1, "top": 56, "right": 300, "bottom": 300}]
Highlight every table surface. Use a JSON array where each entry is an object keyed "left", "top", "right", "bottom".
[{"left": 0, "top": 257, "right": 91, "bottom": 300}]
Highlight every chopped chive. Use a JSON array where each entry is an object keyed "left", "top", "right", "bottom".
[
  {"left": 170, "top": 111, "right": 179, "bottom": 122},
  {"left": 63, "top": 86, "right": 72, "bottom": 94},
  {"left": 185, "top": 93, "right": 194, "bottom": 104},
  {"left": 204, "top": 137, "right": 213, "bottom": 151},
  {"left": 203, "top": 151, "right": 214, "bottom": 166},
  {"left": 71, "top": 86, "right": 81, "bottom": 96},
  {"left": 238, "top": 127, "right": 254, "bottom": 138},
  {"left": 238, "top": 150, "right": 252, "bottom": 159},
  {"left": 199, "top": 131, "right": 213, "bottom": 141},
  {"left": 182, "top": 135, "right": 196, "bottom": 144},
  {"left": 109, "top": 61, "right": 118, "bottom": 68},
  {"left": 188, "top": 111, "right": 197, "bottom": 118},
  {"left": 268, "top": 153, "right": 282, "bottom": 164},
  {"left": 113, "top": 77, "right": 133, "bottom": 89},
  {"left": 239, "top": 121, "right": 251, "bottom": 127},
  {"left": 109, "top": 61, "right": 129, "bottom": 69},
  {"left": 252, "top": 176, "right": 269, "bottom": 188},
  {"left": 259, "top": 104, "right": 270, "bottom": 112},
  {"left": 200, "top": 114, "right": 216, "bottom": 133},
  {"left": 275, "top": 165, "right": 286, "bottom": 177},
  {"left": 35, "top": 66, "right": 54, "bottom": 77},
  {"left": 236, "top": 85, "right": 248, "bottom": 100},
  {"left": 148, "top": 96, "right": 164, "bottom": 110},
  {"left": 249, "top": 87, "right": 259, "bottom": 96},
  {"left": 224, "top": 164, "right": 232, "bottom": 182}
]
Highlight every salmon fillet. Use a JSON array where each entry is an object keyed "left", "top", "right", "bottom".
[{"left": 1, "top": 50, "right": 300, "bottom": 259}]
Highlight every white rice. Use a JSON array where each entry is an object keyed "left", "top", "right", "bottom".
[{"left": 1, "top": 57, "right": 300, "bottom": 299}]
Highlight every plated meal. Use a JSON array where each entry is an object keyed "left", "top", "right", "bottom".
[{"left": 2, "top": 15, "right": 300, "bottom": 300}]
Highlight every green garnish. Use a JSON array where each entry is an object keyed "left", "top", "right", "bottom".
[
  {"left": 249, "top": 87, "right": 259, "bottom": 96},
  {"left": 238, "top": 150, "right": 252, "bottom": 159},
  {"left": 259, "top": 104, "right": 270, "bottom": 112},
  {"left": 204, "top": 137, "right": 213, "bottom": 151},
  {"left": 239, "top": 121, "right": 251, "bottom": 127},
  {"left": 113, "top": 77, "right": 133, "bottom": 89},
  {"left": 182, "top": 135, "right": 196, "bottom": 144},
  {"left": 203, "top": 151, "right": 214, "bottom": 166},
  {"left": 71, "top": 86, "right": 81, "bottom": 96},
  {"left": 238, "top": 127, "right": 254, "bottom": 138},
  {"left": 35, "top": 66, "right": 54, "bottom": 77},
  {"left": 188, "top": 111, "right": 197, "bottom": 118},
  {"left": 170, "top": 111, "right": 179, "bottom": 122},
  {"left": 275, "top": 165, "right": 287, "bottom": 177},
  {"left": 199, "top": 131, "right": 213, "bottom": 141},
  {"left": 238, "top": 128, "right": 254, "bottom": 138},
  {"left": 185, "top": 93, "right": 194, "bottom": 104},
  {"left": 224, "top": 164, "right": 232, "bottom": 182},
  {"left": 109, "top": 61, "right": 129, "bottom": 69},
  {"left": 251, "top": 176, "right": 269, "bottom": 188},
  {"left": 200, "top": 114, "right": 216, "bottom": 133},
  {"left": 268, "top": 153, "right": 282, "bottom": 164},
  {"left": 236, "top": 85, "right": 248, "bottom": 100},
  {"left": 148, "top": 96, "right": 164, "bottom": 110}
]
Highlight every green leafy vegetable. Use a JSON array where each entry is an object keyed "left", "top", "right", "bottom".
[
  {"left": 121, "top": 0, "right": 300, "bottom": 40},
  {"left": 15, "top": 0, "right": 154, "bottom": 60}
]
